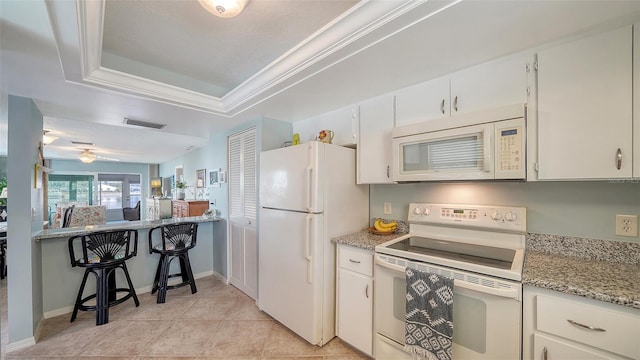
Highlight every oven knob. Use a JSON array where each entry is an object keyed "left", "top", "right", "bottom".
[
  {"left": 490, "top": 211, "right": 502, "bottom": 221},
  {"left": 414, "top": 207, "right": 422, "bottom": 215},
  {"left": 423, "top": 208, "right": 430, "bottom": 216},
  {"left": 505, "top": 211, "right": 517, "bottom": 222}
]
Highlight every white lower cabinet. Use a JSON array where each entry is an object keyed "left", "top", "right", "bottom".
[
  {"left": 336, "top": 244, "right": 373, "bottom": 356},
  {"left": 524, "top": 286, "right": 640, "bottom": 360}
]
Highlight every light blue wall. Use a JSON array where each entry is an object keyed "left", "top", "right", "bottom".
[
  {"left": 371, "top": 181, "right": 640, "bottom": 242},
  {"left": 7, "top": 95, "right": 44, "bottom": 345}
]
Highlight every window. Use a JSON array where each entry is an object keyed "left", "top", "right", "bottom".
[
  {"left": 48, "top": 174, "right": 94, "bottom": 207},
  {"left": 97, "top": 174, "right": 141, "bottom": 209}
]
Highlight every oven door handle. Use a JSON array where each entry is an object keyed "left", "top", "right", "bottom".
[{"left": 375, "top": 256, "right": 520, "bottom": 300}]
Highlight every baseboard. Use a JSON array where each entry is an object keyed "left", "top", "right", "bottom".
[
  {"left": 44, "top": 270, "right": 217, "bottom": 318},
  {"left": 44, "top": 305, "right": 74, "bottom": 319},
  {"left": 209, "top": 270, "right": 227, "bottom": 284},
  {"left": 5, "top": 337, "right": 36, "bottom": 353},
  {"left": 34, "top": 316, "right": 43, "bottom": 342}
]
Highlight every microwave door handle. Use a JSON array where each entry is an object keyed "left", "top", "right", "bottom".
[{"left": 482, "top": 129, "right": 492, "bottom": 173}]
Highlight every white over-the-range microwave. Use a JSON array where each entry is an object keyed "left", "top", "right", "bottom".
[{"left": 392, "top": 103, "right": 527, "bottom": 182}]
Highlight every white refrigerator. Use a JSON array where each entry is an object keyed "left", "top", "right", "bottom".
[{"left": 258, "top": 141, "right": 369, "bottom": 346}]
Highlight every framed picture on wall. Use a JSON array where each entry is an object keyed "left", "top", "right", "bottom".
[
  {"left": 209, "top": 169, "right": 220, "bottom": 187},
  {"left": 196, "top": 169, "right": 206, "bottom": 188}
]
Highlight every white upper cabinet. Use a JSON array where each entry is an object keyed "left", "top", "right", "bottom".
[
  {"left": 537, "top": 25, "right": 633, "bottom": 180},
  {"left": 395, "top": 54, "right": 528, "bottom": 127},
  {"left": 634, "top": 23, "right": 640, "bottom": 178},
  {"left": 292, "top": 104, "right": 358, "bottom": 146},
  {"left": 395, "top": 76, "right": 450, "bottom": 126},
  {"left": 450, "top": 54, "right": 528, "bottom": 115},
  {"left": 357, "top": 93, "right": 395, "bottom": 184}
]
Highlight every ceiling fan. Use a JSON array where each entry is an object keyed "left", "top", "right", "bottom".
[{"left": 78, "top": 149, "right": 120, "bottom": 163}]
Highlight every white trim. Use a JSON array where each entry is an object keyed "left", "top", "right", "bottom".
[
  {"left": 5, "top": 337, "right": 36, "bottom": 353},
  {"left": 48, "top": 0, "right": 461, "bottom": 116},
  {"left": 84, "top": 67, "right": 227, "bottom": 114}
]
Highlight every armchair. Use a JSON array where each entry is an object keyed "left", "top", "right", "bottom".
[{"left": 123, "top": 201, "right": 141, "bottom": 221}]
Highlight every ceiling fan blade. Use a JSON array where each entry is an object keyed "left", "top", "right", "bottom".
[{"left": 95, "top": 154, "right": 120, "bottom": 162}]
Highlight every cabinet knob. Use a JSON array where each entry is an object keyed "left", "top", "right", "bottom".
[
  {"left": 386, "top": 165, "right": 390, "bottom": 179},
  {"left": 453, "top": 96, "right": 459, "bottom": 112},
  {"left": 440, "top": 99, "right": 445, "bottom": 114},
  {"left": 365, "top": 284, "right": 369, "bottom": 298},
  {"left": 542, "top": 347, "right": 548, "bottom": 360}
]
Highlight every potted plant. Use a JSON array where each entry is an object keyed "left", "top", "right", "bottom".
[{"left": 175, "top": 181, "right": 186, "bottom": 200}]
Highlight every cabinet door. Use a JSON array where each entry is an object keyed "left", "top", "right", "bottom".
[
  {"left": 537, "top": 26, "right": 633, "bottom": 179},
  {"left": 229, "top": 222, "right": 245, "bottom": 290},
  {"left": 634, "top": 23, "right": 640, "bottom": 178},
  {"left": 450, "top": 53, "right": 528, "bottom": 115},
  {"left": 395, "top": 76, "right": 450, "bottom": 126},
  {"left": 534, "top": 333, "right": 613, "bottom": 360},
  {"left": 357, "top": 93, "right": 395, "bottom": 184},
  {"left": 243, "top": 227, "right": 258, "bottom": 299},
  {"left": 337, "top": 268, "right": 373, "bottom": 356}
]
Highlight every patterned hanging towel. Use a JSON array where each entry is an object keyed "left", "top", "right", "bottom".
[{"left": 404, "top": 267, "right": 454, "bottom": 360}]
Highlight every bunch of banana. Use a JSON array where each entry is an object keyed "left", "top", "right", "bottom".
[{"left": 373, "top": 219, "right": 398, "bottom": 234}]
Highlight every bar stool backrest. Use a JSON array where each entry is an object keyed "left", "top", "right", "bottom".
[
  {"left": 69, "top": 229, "right": 138, "bottom": 268},
  {"left": 149, "top": 222, "right": 198, "bottom": 252},
  {"left": 62, "top": 205, "right": 75, "bottom": 228}
]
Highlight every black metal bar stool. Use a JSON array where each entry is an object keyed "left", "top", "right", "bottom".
[
  {"left": 148, "top": 222, "right": 198, "bottom": 304},
  {"left": 68, "top": 229, "right": 140, "bottom": 325}
]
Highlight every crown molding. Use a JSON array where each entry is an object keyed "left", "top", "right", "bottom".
[{"left": 50, "top": 0, "right": 460, "bottom": 116}]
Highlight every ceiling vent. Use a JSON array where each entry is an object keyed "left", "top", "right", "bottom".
[
  {"left": 71, "top": 141, "right": 95, "bottom": 146},
  {"left": 124, "top": 118, "right": 166, "bottom": 130}
]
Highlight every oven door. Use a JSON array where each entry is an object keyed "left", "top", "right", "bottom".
[{"left": 374, "top": 254, "right": 522, "bottom": 360}]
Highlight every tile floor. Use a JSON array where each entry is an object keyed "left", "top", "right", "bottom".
[{"left": 1, "top": 276, "right": 368, "bottom": 359}]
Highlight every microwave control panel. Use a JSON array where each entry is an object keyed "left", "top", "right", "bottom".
[{"left": 495, "top": 118, "right": 525, "bottom": 179}]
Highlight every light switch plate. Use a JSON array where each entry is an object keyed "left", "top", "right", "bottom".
[
  {"left": 615, "top": 214, "right": 638, "bottom": 237},
  {"left": 383, "top": 202, "right": 392, "bottom": 215}
]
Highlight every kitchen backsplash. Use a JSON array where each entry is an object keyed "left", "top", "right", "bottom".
[{"left": 370, "top": 180, "right": 640, "bottom": 242}]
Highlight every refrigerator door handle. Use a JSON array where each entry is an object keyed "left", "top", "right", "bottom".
[
  {"left": 305, "top": 214, "right": 313, "bottom": 283},
  {"left": 306, "top": 166, "right": 313, "bottom": 212}
]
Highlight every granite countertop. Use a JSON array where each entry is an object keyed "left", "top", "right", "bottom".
[
  {"left": 332, "top": 218, "right": 408, "bottom": 251},
  {"left": 35, "top": 216, "right": 221, "bottom": 241},
  {"left": 523, "top": 233, "right": 640, "bottom": 309}
]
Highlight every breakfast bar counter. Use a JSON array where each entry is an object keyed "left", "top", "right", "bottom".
[{"left": 37, "top": 216, "right": 221, "bottom": 317}]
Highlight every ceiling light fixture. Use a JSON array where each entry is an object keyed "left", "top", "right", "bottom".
[
  {"left": 79, "top": 149, "right": 97, "bottom": 164},
  {"left": 42, "top": 130, "right": 58, "bottom": 145},
  {"left": 197, "top": 0, "right": 248, "bottom": 18}
]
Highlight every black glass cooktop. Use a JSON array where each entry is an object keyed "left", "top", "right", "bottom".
[{"left": 387, "top": 236, "right": 516, "bottom": 270}]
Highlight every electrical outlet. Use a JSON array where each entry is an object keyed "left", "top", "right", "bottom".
[
  {"left": 383, "top": 202, "right": 392, "bottom": 215},
  {"left": 615, "top": 214, "right": 638, "bottom": 237}
]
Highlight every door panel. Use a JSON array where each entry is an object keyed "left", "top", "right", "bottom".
[
  {"left": 260, "top": 142, "right": 324, "bottom": 213},
  {"left": 538, "top": 26, "right": 632, "bottom": 179},
  {"left": 258, "top": 207, "right": 323, "bottom": 345}
]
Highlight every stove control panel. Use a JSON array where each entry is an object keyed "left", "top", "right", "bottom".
[{"left": 408, "top": 203, "right": 526, "bottom": 232}]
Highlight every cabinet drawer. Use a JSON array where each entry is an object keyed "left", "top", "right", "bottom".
[
  {"left": 338, "top": 246, "right": 373, "bottom": 276},
  {"left": 536, "top": 295, "right": 639, "bottom": 359},
  {"left": 534, "top": 333, "right": 615, "bottom": 360}
]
